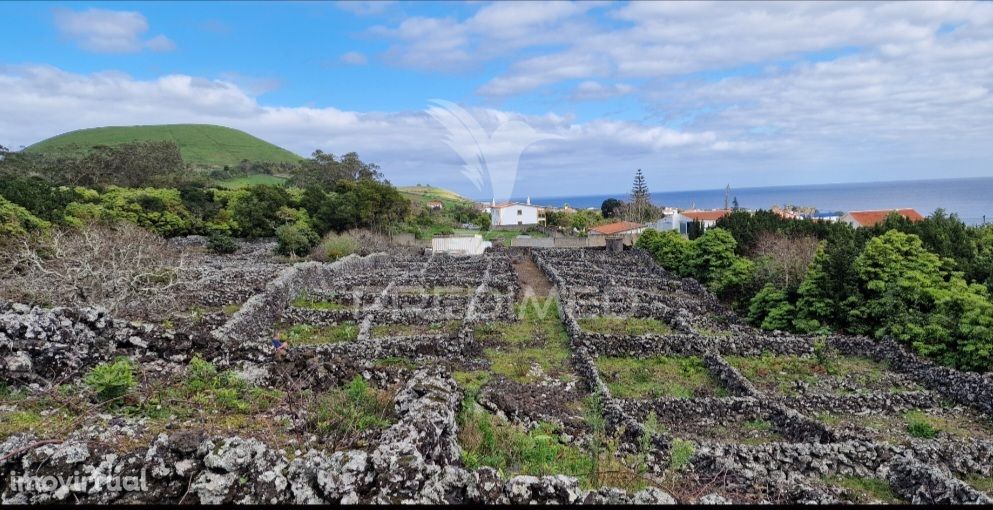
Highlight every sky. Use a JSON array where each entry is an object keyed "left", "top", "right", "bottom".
[{"left": 1, "top": 1, "right": 993, "bottom": 199}]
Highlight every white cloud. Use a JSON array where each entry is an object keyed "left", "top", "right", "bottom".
[
  {"left": 0, "top": 65, "right": 739, "bottom": 196},
  {"left": 340, "top": 51, "right": 368, "bottom": 65},
  {"left": 144, "top": 35, "right": 177, "bottom": 52},
  {"left": 335, "top": 1, "right": 396, "bottom": 16},
  {"left": 52, "top": 8, "right": 176, "bottom": 53},
  {"left": 570, "top": 81, "right": 634, "bottom": 101}
]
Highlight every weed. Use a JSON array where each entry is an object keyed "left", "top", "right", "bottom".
[
  {"left": 84, "top": 357, "right": 137, "bottom": 403},
  {"left": 307, "top": 376, "right": 394, "bottom": 443},
  {"left": 596, "top": 356, "right": 725, "bottom": 399},
  {"left": 669, "top": 438, "right": 695, "bottom": 470},
  {"left": 578, "top": 316, "right": 672, "bottom": 336},
  {"left": 905, "top": 410, "right": 939, "bottom": 438},
  {"left": 823, "top": 475, "right": 898, "bottom": 503},
  {"left": 279, "top": 322, "right": 358, "bottom": 345}
]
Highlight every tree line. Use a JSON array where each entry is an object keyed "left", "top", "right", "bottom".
[
  {"left": 637, "top": 211, "right": 993, "bottom": 372},
  {"left": 0, "top": 144, "right": 410, "bottom": 257}
]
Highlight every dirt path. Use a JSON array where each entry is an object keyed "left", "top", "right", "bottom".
[{"left": 511, "top": 250, "right": 554, "bottom": 298}]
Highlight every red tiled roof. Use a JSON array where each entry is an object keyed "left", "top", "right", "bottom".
[
  {"left": 846, "top": 208, "right": 924, "bottom": 227},
  {"left": 590, "top": 221, "right": 645, "bottom": 235},
  {"left": 681, "top": 210, "right": 729, "bottom": 222}
]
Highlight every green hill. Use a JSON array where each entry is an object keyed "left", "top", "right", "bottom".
[
  {"left": 398, "top": 185, "right": 474, "bottom": 208},
  {"left": 25, "top": 124, "right": 303, "bottom": 168}
]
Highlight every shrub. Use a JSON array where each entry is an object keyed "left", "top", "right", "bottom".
[
  {"left": 669, "top": 438, "right": 695, "bottom": 470},
  {"left": 276, "top": 221, "right": 319, "bottom": 257},
  {"left": 207, "top": 232, "right": 238, "bottom": 254},
  {"left": 310, "top": 231, "right": 360, "bottom": 262},
  {"left": 905, "top": 410, "right": 939, "bottom": 438},
  {"left": 307, "top": 376, "right": 393, "bottom": 443},
  {"left": 84, "top": 357, "right": 137, "bottom": 403}
]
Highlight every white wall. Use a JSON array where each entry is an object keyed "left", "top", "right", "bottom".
[
  {"left": 491, "top": 204, "right": 540, "bottom": 226},
  {"left": 431, "top": 235, "right": 492, "bottom": 255}
]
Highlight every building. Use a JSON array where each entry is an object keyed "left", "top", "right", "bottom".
[
  {"left": 426, "top": 200, "right": 444, "bottom": 211},
  {"left": 678, "top": 209, "right": 730, "bottom": 235},
  {"left": 490, "top": 197, "right": 545, "bottom": 226},
  {"left": 589, "top": 221, "right": 647, "bottom": 236},
  {"left": 809, "top": 211, "right": 843, "bottom": 223},
  {"left": 431, "top": 235, "right": 492, "bottom": 256},
  {"left": 840, "top": 208, "right": 924, "bottom": 228}
]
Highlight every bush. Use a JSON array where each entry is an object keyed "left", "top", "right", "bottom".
[
  {"left": 207, "top": 232, "right": 238, "bottom": 254},
  {"left": 84, "top": 357, "right": 137, "bottom": 403},
  {"left": 904, "top": 410, "right": 938, "bottom": 439},
  {"left": 310, "top": 231, "right": 360, "bottom": 262},
  {"left": 276, "top": 221, "right": 319, "bottom": 257},
  {"left": 307, "top": 376, "right": 393, "bottom": 443}
]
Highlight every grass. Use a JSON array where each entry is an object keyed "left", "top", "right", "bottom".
[
  {"left": 305, "top": 376, "right": 395, "bottom": 444},
  {"left": 215, "top": 174, "right": 287, "bottom": 189},
  {"left": 822, "top": 475, "right": 899, "bottom": 503},
  {"left": 395, "top": 286, "right": 474, "bottom": 296},
  {"left": 725, "top": 354, "right": 914, "bottom": 396},
  {"left": 370, "top": 321, "right": 461, "bottom": 338},
  {"left": 815, "top": 408, "right": 993, "bottom": 443},
  {"left": 374, "top": 357, "right": 420, "bottom": 370},
  {"left": 595, "top": 356, "right": 727, "bottom": 399},
  {"left": 480, "top": 298, "right": 573, "bottom": 383},
  {"left": 904, "top": 409, "right": 939, "bottom": 438},
  {"left": 222, "top": 303, "right": 242, "bottom": 315},
  {"left": 578, "top": 316, "right": 673, "bottom": 336},
  {"left": 291, "top": 292, "right": 354, "bottom": 311},
  {"left": 278, "top": 322, "right": 359, "bottom": 345},
  {"left": 669, "top": 438, "right": 696, "bottom": 470},
  {"left": 25, "top": 124, "right": 302, "bottom": 167},
  {"left": 965, "top": 474, "right": 993, "bottom": 494}
]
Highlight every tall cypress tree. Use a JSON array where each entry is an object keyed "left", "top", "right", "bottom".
[{"left": 629, "top": 168, "right": 651, "bottom": 222}]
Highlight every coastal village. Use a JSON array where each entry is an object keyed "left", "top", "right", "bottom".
[{"left": 425, "top": 173, "right": 926, "bottom": 256}]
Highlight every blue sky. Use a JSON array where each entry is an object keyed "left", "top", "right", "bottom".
[{"left": 2, "top": 1, "right": 993, "bottom": 200}]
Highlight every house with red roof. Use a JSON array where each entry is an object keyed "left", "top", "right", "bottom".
[
  {"left": 839, "top": 208, "right": 924, "bottom": 228},
  {"left": 589, "top": 221, "right": 647, "bottom": 236}
]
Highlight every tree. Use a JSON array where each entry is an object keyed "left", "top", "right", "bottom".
[
  {"left": 628, "top": 169, "right": 652, "bottom": 222},
  {"left": 636, "top": 229, "right": 691, "bottom": 276},
  {"left": 748, "top": 284, "right": 795, "bottom": 331},
  {"left": 685, "top": 228, "right": 755, "bottom": 303},
  {"left": 291, "top": 150, "right": 383, "bottom": 190},
  {"left": 228, "top": 185, "right": 292, "bottom": 238},
  {"left": 750, "top": 232, "right": 820, "bottom": 292},
  {"left": 601, "top": 198, "right": 624, "bottom": 219}
]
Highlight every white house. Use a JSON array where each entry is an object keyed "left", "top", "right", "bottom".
[{"left": 490, "top": 197, "right": 544, "bottom": 226}]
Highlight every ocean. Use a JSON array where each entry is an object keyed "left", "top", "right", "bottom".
[{"left": 521, "top": 176, "right": 993, "bottom": 226}]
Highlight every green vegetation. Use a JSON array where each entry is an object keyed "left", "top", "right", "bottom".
[
  {"left": 291, "top": 292, "right": 354, "bottom": 311},
  {"left": 904, "top": 410, "right": 939, "bottom": 438},
  {"left": 668, "top": 438, "right": 695, "bottom": 471},
  {"left": 25, "top": 124, "right": 302, "bottom": 168},
  {"left": 373, "top": 357, "right": 419, "bottom": 370},
  {"left": 481, "top": 298, "right": 573, "bottom": 383},
  {"left": 84, "top": 358, "right": 137, "bottom": 403},
  {"left": 964, "top": 474, "right": 993, "bottom": 494},
  {"left": 595, "top": 356, "right": 726, "bottom": 399},
  {"left": 278, "top": 322, "right": 359, "bottom": 345},
  {"left": 823, "top": 475, "right": 899, "bottom": 503},
  {"left": 640, "top": 208, "right": 993, "bottom": 372},
  {"left": 726, "top": 354, "right": 910, "bottom": 396},
  {"left": 305, "top": 376, "right": 394, "bottom": 443},
  {"left": 578, "top": 316, "right": 672, "bottom": 336},
  {"left": 370, "top": 321, "right": 460, "bottom": 337},
  {"left": 215, "top": 174, "right": 288, "bottom": 189}
]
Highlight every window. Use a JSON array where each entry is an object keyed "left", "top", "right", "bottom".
[
  {"left": 517, "top": 209, "right": 522, "bottom": 215},
  {"left": 518, "top": 220, "right": 523, "bottom": 225}
]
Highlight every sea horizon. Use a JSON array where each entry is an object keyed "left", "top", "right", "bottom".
[{"left": 493, "top": 175, "right": 993, "bottom": 226}]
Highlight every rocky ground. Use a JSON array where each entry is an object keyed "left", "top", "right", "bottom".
[{"left": 2, "top": 244, "right": 992, "bottom": 504}]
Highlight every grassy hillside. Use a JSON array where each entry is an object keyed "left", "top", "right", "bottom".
[
  {"left": 398, "top": 185, "right": 474, "bottom": 208},
  {"left": 25, "top": 124, "right": 303, "bottom": 168}
]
